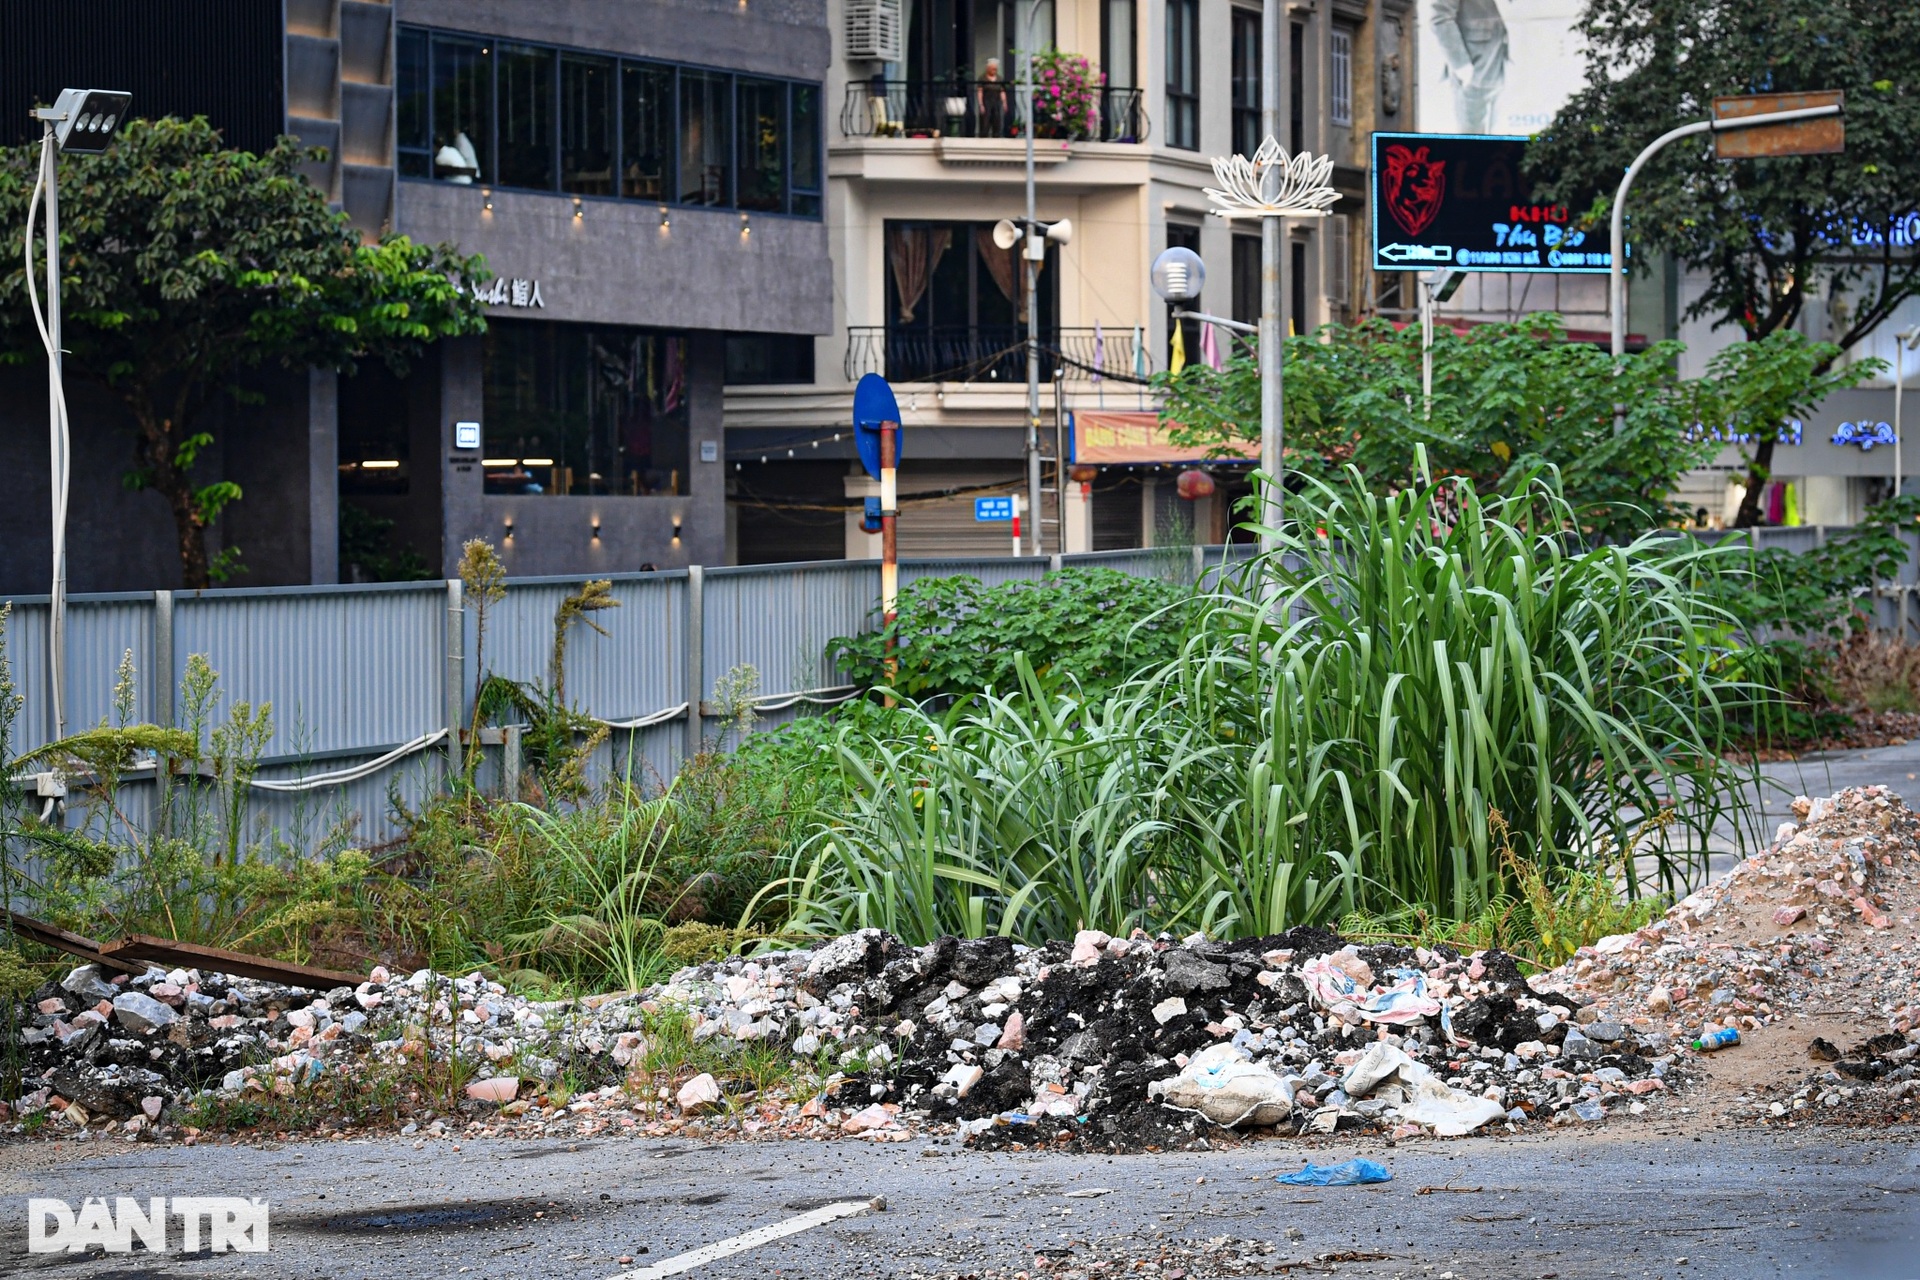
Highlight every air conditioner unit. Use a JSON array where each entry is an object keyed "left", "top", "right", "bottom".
[{"left": 846, "top": 0, "right": 903, "bottom": 62}]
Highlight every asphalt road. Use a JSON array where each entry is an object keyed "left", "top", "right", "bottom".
[{"left": 1, "top": 1125, "right": 1914, "bottom": 1280}]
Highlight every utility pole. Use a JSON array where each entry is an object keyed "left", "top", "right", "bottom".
[
  {"left": 1022, "top": 0, "right": 1042, "bottom": 555},
  {"left": 1258, "top": 0, "right": 1281, "bottom": 548}
]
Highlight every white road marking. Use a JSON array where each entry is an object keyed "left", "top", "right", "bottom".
[{"left": 611, "top": 1198, "right": 882, "bottom": 1279}]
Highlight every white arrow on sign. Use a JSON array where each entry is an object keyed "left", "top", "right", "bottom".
[{"left": 1379, "top": 243, "right": 1454, "bottom": 264}]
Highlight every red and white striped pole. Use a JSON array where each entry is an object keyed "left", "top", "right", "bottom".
[
  {"left": 1010, "top": 495, "right": 1023, "bottom": 557},
  {"left": 880, "top": 421, "right": 899, "bottom": 687}
]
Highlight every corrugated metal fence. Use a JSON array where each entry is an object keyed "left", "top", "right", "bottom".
[{"left": 4, "top": 528, "right": 1915, "bottom": 847}]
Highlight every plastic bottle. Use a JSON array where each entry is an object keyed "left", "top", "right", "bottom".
[{"left": 1691, "top": 1027, "right": 1740, "bottom": 1052}]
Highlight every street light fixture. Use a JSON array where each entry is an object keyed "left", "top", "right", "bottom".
[
  {"left": 1606, "top": 95, "right": 1843, "bottom": 433},
  {"left": 25, "top": 88, "right": 131, "bottom": 742},
  {"left": 1197, "top": 137, "right": 1338, "bottom": 550}
]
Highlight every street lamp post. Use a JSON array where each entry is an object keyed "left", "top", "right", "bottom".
[
  {"left": 1420, "top": 270, "right": 1467, "bottom": 420},
  {"left": 1895, "top": 327, "right": 1920, "bottom": 503},
  {"left": 23, "top": 88, "right": 131, "bottom": 742},
  {"left": 1606, "top": 101, "right": 1844, "bottom": 434},
  {"left": 1188, "top": 140, "right": 1338, "bottom": 551}
]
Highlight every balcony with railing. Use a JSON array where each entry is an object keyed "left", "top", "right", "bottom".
[
  {"left": 844, "top": 326, "right": 1155, "bottom": 384},
  {"left": 840, "top": 80, "right": 1149, "bottom": 144}
]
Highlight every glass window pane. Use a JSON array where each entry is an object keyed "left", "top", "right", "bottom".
[
  {"left": 737, "top": 79, "right": 786, "bottom": 213},
  {"left": 498, "top": 42, "right": 555, "bottom": 190},
  {"left": 561, "top": 55, "right": 615, "bottom": 195},
  {"left": 430, "top": 35, "right": 491, "bottom": 183},
  {"left": 482, "top": 321, "right": 689, "bottom": 498},
  {"left": 680, "top": 70, "right": 732, "bottom": 206},
  {"left": 622, "top": 62, "right": 674, "bottom": 200},
  {"left": 791, "top": 84, "right": 820, "bottom": 195},
  {"left": 397, "top": 27, "right": 430, "bottom": 177},
  {"left": 1101, "top": 0, "right": 1135, "bottom": 88}
]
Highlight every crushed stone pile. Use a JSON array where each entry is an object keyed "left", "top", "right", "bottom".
[
  {"left": 5, "top": 785, "right": 1914, "bottom": 1147},
  {"left": 1535, "top": 784, "right": 1919, "bottom": 1127}
]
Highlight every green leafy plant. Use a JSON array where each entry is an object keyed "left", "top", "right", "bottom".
[
  {"left": 775, "top": 465, "right": 1762, "bottom": 943},
  {"left": 1525, "top": 0, "right": 1920, "bottom": 526},
  {"left": 829, "top": 567, "right": 1191, "bottom": 704},
  {"left": 340, "top": 503, "right": 433, "bottom": 582},
  {"left": 1158, "top": 315, "right": 1723, "bottom": 540}
]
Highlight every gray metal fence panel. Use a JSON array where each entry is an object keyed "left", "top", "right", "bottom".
[
  {"left": 66, "top": 595, "right": 158, "bottom": 734},
  {"left": 898, "top": 556, "right": 1051, "bottom": 590},
  {"left": 2, "top": 598, "right": 54, "bottom": 752},
  {"left": 15, "top": 524, "right": 1920, "bottom": 855},
  {"left": 171, "top": 582, "right": 446, "bottom": 759},
  {"left": 703, "top": 560, "right": 876, "bottom": 700}
]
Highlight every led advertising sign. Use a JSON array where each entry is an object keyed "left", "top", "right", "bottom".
[{"left": 1370, "top": 132, "right": 1615, "bottom": 274}]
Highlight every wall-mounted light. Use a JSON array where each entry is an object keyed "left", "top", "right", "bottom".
[
  {"left": 672, "top": 516, "right": 683, "bottom": 544},
  {"left": 503, "top": 516, "right": 514, "bottom": 541},
  {"left": 659, "top": 206, "right": 671, "bottom": 230},
  {"left": 482, "top": 186, "right": 493, "bottom": 213},
  {"left": 739, "top": 212, "right": 750, "bottom": 237},
  {"left": 572, "top": 196, "right": 584, "bottom": 221},
  {"left": 591, "top": 516, "right": 602, "bottom": 541},
  {"left": 360, "top": 459, "right": 401, "bottom": 469},
  {"left": 481, "top": 457, "right": 517, "bottom": 468},
  {"left": 522, "top": 456, "right": 554, "bottom": 467}
]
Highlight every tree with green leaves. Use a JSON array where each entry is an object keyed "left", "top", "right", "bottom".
[
  {"left": 0, "top": 117, "right": 488, "bottom": 587},
  {"left": 1158, "top": 316, "right": 1731, "bottom": 539},
  {"left": 1525, "top": 0, "right": 1920, "bottom": 526}
]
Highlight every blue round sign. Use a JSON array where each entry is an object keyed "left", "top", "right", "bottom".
[{"left": 853, "top": 373, "right": 902, "bottom": 481}]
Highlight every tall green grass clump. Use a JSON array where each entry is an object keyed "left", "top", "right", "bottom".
[{"left": 778, "top": 466, "right": 1760, "bottom": 944}]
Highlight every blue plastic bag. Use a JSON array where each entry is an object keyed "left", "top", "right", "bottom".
[{"left": 1275, "top": 1158, "right": 1392, "bottom": 1186}]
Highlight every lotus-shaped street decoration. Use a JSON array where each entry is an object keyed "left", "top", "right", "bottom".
[{"left": 1204, "top": 136, "right": 1339, "bottom": 219}]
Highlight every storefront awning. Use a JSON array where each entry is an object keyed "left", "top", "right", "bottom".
[{"left": 1073, "top": 411, "right": 1258, "bottom": 465}]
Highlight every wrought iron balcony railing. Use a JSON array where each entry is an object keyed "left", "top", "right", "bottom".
[
  {"left": 844, "top": 325, "right": 1156, "bottom": 384},
  {"left": 839, "top": 81, "right": 1149, "bottom": 144}
]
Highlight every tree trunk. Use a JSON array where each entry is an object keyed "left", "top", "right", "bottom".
[
  {"left": 127, "top": 400, "right": 213, "bottom": 589},
  {"left": 1732, "top": 438, "right": 1772, "bottom": 528}
]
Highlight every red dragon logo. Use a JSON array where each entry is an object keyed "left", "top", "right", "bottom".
[{"left": 1383, "top": 144, "right": 1447, "bottom": 237}]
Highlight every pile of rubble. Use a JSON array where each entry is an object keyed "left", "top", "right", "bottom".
[
  {"left": 1538, "top": 785, "right": 1919, "bottom": 1126},
  {"left": 5, "top": 785, "right": 1914, "bottom": 1147}
]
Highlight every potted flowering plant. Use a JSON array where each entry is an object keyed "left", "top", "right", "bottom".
[{"left": 1027, "top": 49, "right": 1104, "bottom": 140}]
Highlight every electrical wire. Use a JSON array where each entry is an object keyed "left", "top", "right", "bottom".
[{"left": 247, "top": 731, "right": 450, "bottom": 792}]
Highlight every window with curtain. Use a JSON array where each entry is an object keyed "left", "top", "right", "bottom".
[
  {"left": 561, "top": 54, "right": 616, "bottom": 194},
  {"left": 1166, "top": 0, "right": 1199, "bottom": 150},
  {"left": 1231, "top": 9, "right": 1260, "bottom": 158},
  {"left": 622, "top": 62, "right": 674, "bottom": 200},
  {"left": 883, "top": 221, "right": 1058, "bottom": 381},
  {"left": 498, "top": 43, "right": 555, "bottom": 189},
  {"left": 680, "top": 70, "right": 732, "bottom": 206},
  {"left": 736, "top": 78, "right": 787, "bottom": 212},
  {"left": 482, "top": 320, "right": 690, "bottom": 497},
  {"left": 1329, "top": 27, "right": 1353, "bottom": 127}
]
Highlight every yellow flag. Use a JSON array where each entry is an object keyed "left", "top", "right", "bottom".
[{"left": 1170, "top": 320, "right": 1186, "bottom": 375}]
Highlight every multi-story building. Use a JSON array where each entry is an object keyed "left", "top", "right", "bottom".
[
  {"left": 0, "top": 0, "right": 831, "bottom": 592},
  {"left": 723, "top": 0, "right": 1416, "bottom": 561}
]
